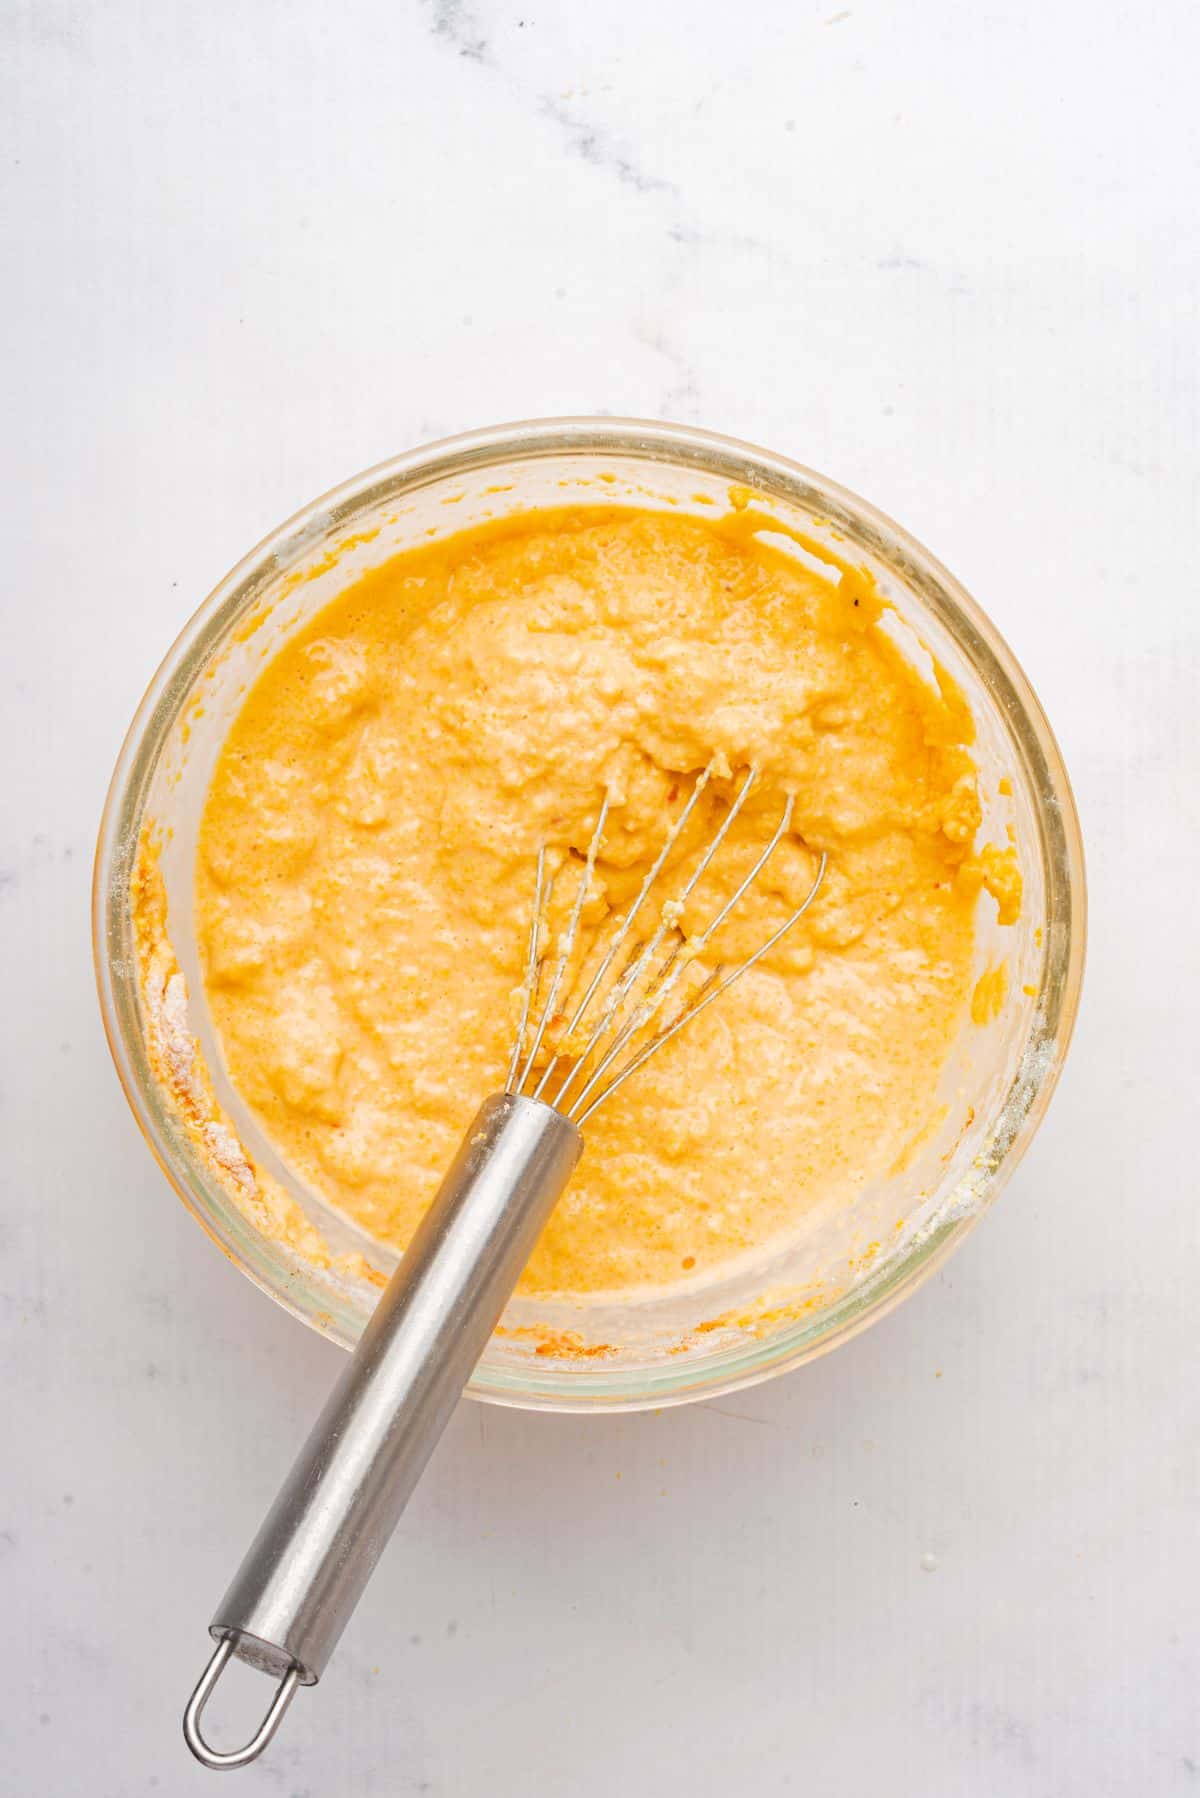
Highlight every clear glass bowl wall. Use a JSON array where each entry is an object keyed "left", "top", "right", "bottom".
[{"left": 94, "top": 420, "right": 1085, "bottom": 1411}]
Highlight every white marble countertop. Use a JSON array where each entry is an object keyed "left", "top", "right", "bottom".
[{"left": 3, "top": 3, "right": 1197, "bottom": 1793}]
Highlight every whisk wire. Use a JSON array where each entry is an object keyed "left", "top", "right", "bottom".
[
  {"left": 514, "top": 792, "right": 611, "bottom": 1095},
  {"left": 509, "top": 765, "right": 826, "bottom": 1126},
  {"left": 530, "top": 762, "right": 716, "bottom": 1104},
  {"left": 505, "top": 846, "right": 548, "bottom": 1092},
  {"left": 573, "top": 849, "right": 827, "bottom": 1125},
  {"left": 557, "top": 766, "right": 761, "bottom": 1115},
  {"left": 563, "top": 792, "right": 797, "bottom": 1118}
]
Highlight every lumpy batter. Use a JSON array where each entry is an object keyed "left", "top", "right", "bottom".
[{"left": 196, "top": 506, "right": 1013, "bottom": 1299}]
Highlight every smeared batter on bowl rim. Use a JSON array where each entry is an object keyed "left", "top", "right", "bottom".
[{"left": 193, "top": 505, "right": 1019, "bottom": 1301}]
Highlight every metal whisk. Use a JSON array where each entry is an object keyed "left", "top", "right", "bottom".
[{"left": 184, "top": 764, "right": 825, "bottom": 1770}]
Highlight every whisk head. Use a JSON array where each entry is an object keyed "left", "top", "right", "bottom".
[{"left": 505, "top": 764, "right": 827, "bottom": 1127}]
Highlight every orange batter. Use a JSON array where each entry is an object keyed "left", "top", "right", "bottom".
[{"left": 195, "top": 506, "right": 1015, "bottom": 1299}]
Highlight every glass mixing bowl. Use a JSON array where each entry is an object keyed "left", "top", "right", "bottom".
[{"left": 93, "top": 418, "right": 1085, "bottom": 1411}]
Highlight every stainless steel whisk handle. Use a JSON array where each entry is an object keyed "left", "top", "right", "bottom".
[{"left": 184, "top": 1093, "right": 581, "bottom": 1770}]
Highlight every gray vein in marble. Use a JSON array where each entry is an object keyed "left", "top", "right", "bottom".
[
  {"left": 535, "top": 90, "right": 677, "bottom": 198},
  {"left": 427, "top": 0, "right": 491, "bottom": 64},
  {"left": 420, "top": 2, "right": 783, "bottom": 221},
  {"left": 876, "top": 248, "right": 974, "bottom": 298},
  {"left": 963, "top": 1701, "right": 1037, "bottom": 1771},
  {"left": 633, "top": 318, "right": 701, "bottom": 420},
  {"left": 425, "top": 0, "right": 676, "bottom": 198},
  {"left": 419, "top": 0, "right": 800, "bottom": 431},
  {"left": 877, "top": 250, "right": 931, "bottom": 274},
  {"left": 0, "top": 832, "right": 85, "bottom": 902},
  {"left": 2, "top": 3, "right": 92, "bottom": 55},
  {"left": 700, "top": 1402, "right": 774, "bottom": 1427}
]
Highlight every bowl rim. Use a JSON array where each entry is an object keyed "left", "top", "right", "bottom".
[{"left": 93, "top": 415, "right": 1087, "bottom": 1411}]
